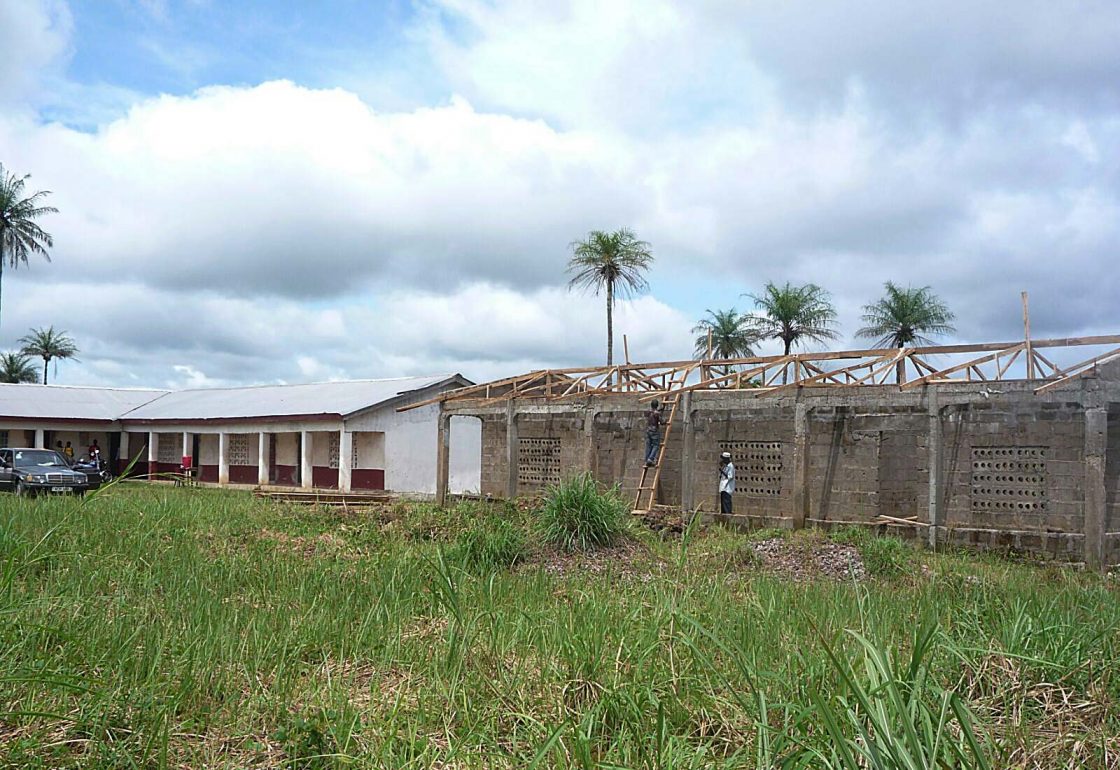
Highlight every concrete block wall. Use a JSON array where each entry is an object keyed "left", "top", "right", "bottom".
[{"left": 457, "top": 376, "right": 1120, "bottom": 566}]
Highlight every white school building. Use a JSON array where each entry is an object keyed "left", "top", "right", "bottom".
[{"left": 0, "top": 375, "right": 480, "bottom": 494}]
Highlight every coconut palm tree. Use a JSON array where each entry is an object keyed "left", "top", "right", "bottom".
[
  {"left": 856, "top": 282, "right": 956, "bottom": 348},
  {"left": 0, "top": 164, "right": 57, "bottom": 330},
  {"left": 856, "top": 282, "right": 956, "bottom": 383},
  {"left": 19, "top": 326, "right": 78, "bottom": 385},
  {"left": 692, "top": 308, "right": 757, "bottom": 360},
  {"left": 567, "top": 228, "right": 654, "bottom": 366},
  {"left": 0, "top": 351, "right": 39, "bottom": 383}
]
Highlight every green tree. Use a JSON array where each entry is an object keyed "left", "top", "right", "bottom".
[
  {"left": 19, "top": 326, "right": 78, "bottom": 385},
  {"left": 692, "top": 308, "right": 757, "bottom": 360},
  {"left": 567, "top": 228, "right": 654, "bottom": 366},
  {"left": 747, "top": 281, "right": 839, "bottom": 356},
  {"left": 0, "top": 164, "right": 57, "bottom": 330},
  {"left": 856, "top": 282, "right": 956, "bottom": 348},
  {"left": 0, "top": 351, "right": 39, "bottom": 383}
]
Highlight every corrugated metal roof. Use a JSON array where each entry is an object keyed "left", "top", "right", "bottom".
[
  {"left": 0, "top": 384, "right": 168, "bottom": 422},
  {"left": 121, "top": 375, "right": 463, "bottom": 422}
]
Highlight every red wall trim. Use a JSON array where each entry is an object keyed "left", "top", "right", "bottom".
[
  {"left": 312, "top": 466, "right": 339, "bottom": 488},
  {"left": 351, "top": 469, "right": 385, "bottom": 490},
  {"left": 229, "top": 465, "right": 256, "bottom": 485}
]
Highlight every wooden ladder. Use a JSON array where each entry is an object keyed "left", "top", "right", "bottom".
[{"left": 632, "top": 375, "right": 689, "bottom": 512}]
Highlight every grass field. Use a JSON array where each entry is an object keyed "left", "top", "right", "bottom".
[{"left": 2, "top": 484, "right": 1118, "bottom": 768}]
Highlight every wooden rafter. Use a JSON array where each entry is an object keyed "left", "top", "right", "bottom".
[{"left": 400, "top": 334, "right": 1120, "bottom": 411}]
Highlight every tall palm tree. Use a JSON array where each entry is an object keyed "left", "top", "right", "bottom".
[
  {"left": 19, "top": 326, "right": 78, "bottom": 385},
  {"left": 692, "top": 308, "right": 757, "bottom": 360},
  {"left": 0, "top": 351, "right": 39, "bottom": 383},
  {"left": 746, "top": 282, "right": 839, "bottom": 384},
  {"left": 856, "top": 282, "right": 956, "bottom": 348},
  {"left": 856, "top": 282, "right": 956, "bottom": 384},
  {"left": 0, "top": 164, "right": 57, "bottom": 330},
  {"left": 747, "top": 281, "right": 839, "bottom": 356},
  {"left": 567, "top": 228, "right": 654, "bottom": 366}
]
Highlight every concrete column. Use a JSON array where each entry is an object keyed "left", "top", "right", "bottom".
[
  {"left": 582, "top": 403, "right": 596, "bottom": 476},
  {"left": 33, "top": 429, "right": 44, "bottom": 449},
  {"left": 148, "top": 431, "right": 158, "bottom": 477},
  {"left": 118, "top": 431, "right": 130, "bottom": 475},
  {"left": 300, "top": 431, "right": 313, "bottom": 489},
  {"left": 339, "top": 429, "right": 353, "bottom": 492},
  {"left": 505, "top": 400, "right": 519, "bottom": 500},
  {"left": 792, "top": 402, "right": 811, "bottom": 529},
  {"left": 436, "top": 412, "right": 451, "bottom": 506},
  {"left": 218, "top": 432, "right": 230, "bottom": 485},
  {"left": 1084, "top": 404, "right": 1108, "bottom": 571},
  {"left": 258, "top": 432, "right": 270, "bottom": 486},
  {"left": 680, "top": 392, "right": 695, "bottom": 515},
  {"left": 927, "top": 387, "right": 942, "bottom": 549},
  {"left": 181, "top": 432, "right": 192, "bottom": 463}
]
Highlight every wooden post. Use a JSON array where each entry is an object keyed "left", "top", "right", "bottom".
[
  {"left": 792, "top": 402, "right": 810, "bottom": 529},
  {"left": 1022, "top": 291, "right": 1035, "bottom": 380},
  {"left": 707, "top": 329, "right": 713, "bottom": 359},
  {"left": 680, "top": 391, "right": 695, "bottom": 515},
  {"left": 927, "top": 386, "right": 942, "bottom": 549},
  {"left": 505, "top": 399, "right": 519, "bottom": 500},
  {"left": 435, "top": 412, "right": 451, "bottom": 506},
  {"left": 623, "top": 334, "right": 631, "bottom": 365}
]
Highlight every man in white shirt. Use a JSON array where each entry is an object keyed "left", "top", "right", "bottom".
[{"left": 719, "top": 451, "right": 735, "bottom": 514}]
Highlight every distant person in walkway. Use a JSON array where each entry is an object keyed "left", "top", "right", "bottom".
[
  {"left": 64, "top": 441, "right": 74, "bottom": 459},
  {"left": 89, "top": 439, "right": 101, "bottom": 468},
  {"left": 644, "top": 400, "right": 663, "bottom": 467},
  {"left": 719, "top": 451, "right": 735, "bottom": 514}
]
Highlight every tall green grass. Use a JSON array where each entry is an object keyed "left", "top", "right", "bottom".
[
  {"left": 535, "top": 472, "right": 629, "bottom": 552},
  {"left": 0, "top": 485, "right": 1117, "bottom": 768}
]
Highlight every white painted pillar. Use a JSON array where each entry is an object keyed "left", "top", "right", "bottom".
[
  {"left": 338, "top": 429, "right": 353, "bottom": 492},
  {"left": 181, "top": 432, "right": 192, "bottom": 461},
  {"left": 218, "top": 432, "right": 230, "bottom": 485},
  {"left": 34, "top": 429, "right": 44, "bottom": 448},
  {"left": 148, "top": 431, "right": 158, "bottom": 477},
  {"left": 258, "top": 432, "right": 270, "bottom": 486},
  {"left": 118, "top": 431, "right": 130, "bottom": 474},
  {"left": 300, "top": 431, "right": 313, "bottom": 488}
]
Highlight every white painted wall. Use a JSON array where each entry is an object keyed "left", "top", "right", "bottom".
[{"left": 346, "top": 400, "right": 481, "bottom": 494}]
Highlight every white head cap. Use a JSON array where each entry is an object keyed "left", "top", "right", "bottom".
[{"left": 720, "top": 451, "right": 732, "bottom": 460}]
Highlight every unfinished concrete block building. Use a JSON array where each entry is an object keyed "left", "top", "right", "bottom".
[{"left": 419, "top": 336, "right": 1120, "bottom": 569}]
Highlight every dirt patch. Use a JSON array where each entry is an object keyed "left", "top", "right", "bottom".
[
  {"left": 518, "top": 539, "right": 662, "bottom": 581},
  {"left": 256, "top": 528, "right": 354, "bottom": 559},
  {"left": 748, "top": 537, "right": 866, "bottom": 582}
]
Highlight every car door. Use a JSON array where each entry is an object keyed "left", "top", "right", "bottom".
[{"left": 0, "top": 450, "right": 12, "bottom": 489}]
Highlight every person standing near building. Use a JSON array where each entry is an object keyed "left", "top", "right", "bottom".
[
  {"left": 644, "top": 400, "right": 664, "bottom": 467},
  {"left": 63, "top": 441, "right": 74, "bottom": 460},
  {"left": 719, "top": 451, "right": 735, "bottom": 514},
  {"left": 89, "top": 439, "right": 102, "bottom": 469}
]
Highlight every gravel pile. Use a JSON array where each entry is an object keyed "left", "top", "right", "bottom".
[{"left": 748, "top": 537, "right": 867, "bottom": 582}]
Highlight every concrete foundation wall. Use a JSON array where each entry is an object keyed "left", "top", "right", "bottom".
[{"left": 460, "top": 376, "right": 1120, "bottom": 567}]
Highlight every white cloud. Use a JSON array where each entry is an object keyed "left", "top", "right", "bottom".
[
  {"left": 0, "top": 1, "right": 1118, "bottom": 390},
  {"left": 0, "top": 0, "right": 72, "bottom": 110}
]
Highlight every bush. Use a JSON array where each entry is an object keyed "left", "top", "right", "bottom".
[
  {"left": 448, "top": 517, "right": 527, "bottom": 573},
  {"left": 535, "top": 473, "right": 629, "bottom": 552}
]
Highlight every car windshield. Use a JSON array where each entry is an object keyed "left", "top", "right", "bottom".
[{"left": 12, "top": 450, "right": 70, "bottom": 468}]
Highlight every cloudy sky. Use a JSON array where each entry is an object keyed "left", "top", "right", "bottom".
[{"left": 1, "top": 0, "right": 1117, "bottom": 389}]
